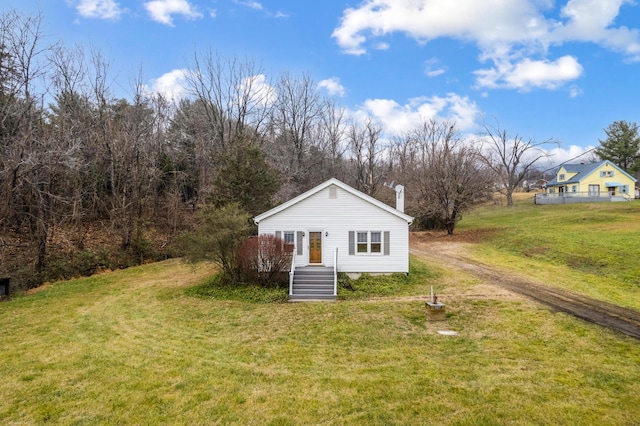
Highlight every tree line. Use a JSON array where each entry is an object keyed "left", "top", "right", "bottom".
[{"left": 0, "top": 10, "right": 553, "bottom": 290}]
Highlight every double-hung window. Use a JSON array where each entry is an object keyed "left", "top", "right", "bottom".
[
  {"left": 350, "top": 231, "right": 389, "bottom": 256},
  {"left": 370, "top": 232, "right": 382, "bottom": 253},
  {"left": 355, "top": 231, "right": 382, "bottom": 254},
  {"left": 357, "top": 232, "right": 368, "bottom": 253},
  {"left": 277, "top": 231, "right": 295, "bottom": 252},
  {"left": 283, "top": 231, "right": 295, "bottom": 245}
]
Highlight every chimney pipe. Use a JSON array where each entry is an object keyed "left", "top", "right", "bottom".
[{"left": 395, "top": 185, "right": 405, "bottom": 213}]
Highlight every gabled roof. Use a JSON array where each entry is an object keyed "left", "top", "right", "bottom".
[
  {"left": 254, "top": 178, "right": 414, "bottom": 224},
  {"left": 547, "top": 160, "right": 637, "bottom": 186}
]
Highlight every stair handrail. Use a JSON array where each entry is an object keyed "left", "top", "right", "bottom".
[
  {"left": 289, "top": 248, "right": 296, "bottom": 296},
  {"left": 333, "top": 247, "right": 338, "bottom": 296}
]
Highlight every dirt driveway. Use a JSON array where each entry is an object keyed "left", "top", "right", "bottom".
[{"left": 410, "top": 233, "right": 640, "bottom": 340}]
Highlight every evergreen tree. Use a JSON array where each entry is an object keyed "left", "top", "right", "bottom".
[
  {"left": 176, "top": 203, "right": 252, "bottom": 282},
  {"left": 210, "top": 139, "right": 281, "bottom": 217},
  {"left": 595, "top": 121, "right": 640, "bottom": 173}
]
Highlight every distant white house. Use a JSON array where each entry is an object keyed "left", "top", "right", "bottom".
[{"left": 253, "top": 178, "right": 414, "bottom": 301}]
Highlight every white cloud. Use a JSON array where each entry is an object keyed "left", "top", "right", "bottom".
[
  {"left": 318, "top": 78, "right": 346, "bottom": 97},
  {"left": 543, "top": 144, "right": 596, "bottom": 167},
  {"left": 148, "top": 70, "right": 277, "bottom": 113},
  {"left": 553, "top": 0, "right": 640, "bottom": 59},
  {"left": 144, "top": 0, "right": 202, "bottom": 26},
  {"left": 74, "top": 0, "right": 123, "bottom": 20},
  {"left": 149, "top": 69, "right": 190, "bottom": 101},
  {"left": 332, "top": 0, "right": 640, "bottom": 91},
  {"left": 568, "top": 85, "right": 582, "bottom": 98},
  {"left": 474, "top": 55, "right": 584, "bottom": 91},
  {"left": 238, "top": 74, "right": 277, "bottom": 109},
  {"left": 356, "top": 93, "right": 480, "bottom": 135},
  {"left": 425, "top": 58, "right": 446, "bottom": 77},
  {"left": 234, "top": 1, "right": 264, "bottom": 10},
  {"left": 332, "top": 0, "right": 548, "bottom": 55}
]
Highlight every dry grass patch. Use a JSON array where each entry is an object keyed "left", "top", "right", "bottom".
[
  {"left": 2, "top": 257, "right": 640, "bottom": 424},
  {"left": 457, "top": 201, "right": 640, "bottom": 309}
]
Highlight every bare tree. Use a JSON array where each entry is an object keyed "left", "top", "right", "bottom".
[
  {"left": 477, "top": 121, "right": 555, "bottom": 206},
  {"left": 47, "top": 43, "right": 93, "bottom": 248},
  {"left": 347, "top": 118, "right": 384, "bottom": 196},
  {"left": 311, "top": 98, "right": 348, "bottom": 181},
  {"left": 347, "top": 119, "right": 366, "bottom": 191},
  {"left": 0, "top": 10, "right": 57, "bottom": 272},
  {"left": 398, "top": 119, "right": 492, "bottom": 235},
  {"left": 271, "top": 72, "right": 321, "bottom": 192},
  {"left": 185, "top": 50, "right": 273, "bottom": 154},
  {"left": 183, "top": 50, "right": 275, "bottom": 202}
]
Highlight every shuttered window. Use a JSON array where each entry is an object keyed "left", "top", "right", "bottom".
[
  {"left": 283, "top": 231, "right": 295, "bottom": 244},
  {"left": 349, "top": 231, "right": 389, "bottom": 255},
  {"left": 275, "top": 231, "right": 295, "bottom": 251}
]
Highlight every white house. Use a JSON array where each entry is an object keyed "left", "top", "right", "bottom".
[{"left": 253, "top": 178, "right": 414, "bottom": 301}]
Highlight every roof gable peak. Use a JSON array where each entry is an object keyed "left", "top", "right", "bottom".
[{"left": 254, "top": 178, "right": 413, "bottom": 223}]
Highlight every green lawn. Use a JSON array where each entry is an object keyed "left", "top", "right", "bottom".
[
  {"left": 458, "top": 199, "right": 640, "bottom": 310},
  {"left": 2, "top": 254, "right": 640, "bottom": 424}
]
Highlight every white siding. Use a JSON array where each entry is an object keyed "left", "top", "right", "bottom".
[{"left": 257, "top": 185, "right": 410, "bottom": 273}]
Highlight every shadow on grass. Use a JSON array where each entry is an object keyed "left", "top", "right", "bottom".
[{"left": 185, "top": 273, "right": 290, "bottom": 304}]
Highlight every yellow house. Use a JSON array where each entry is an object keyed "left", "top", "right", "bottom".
[{"left": 544, "top": 160, "right": 636, "bottom": 201}]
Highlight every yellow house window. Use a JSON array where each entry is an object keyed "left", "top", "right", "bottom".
[{"left": 559, "top": 174, "right": 565, "bottom": 181}]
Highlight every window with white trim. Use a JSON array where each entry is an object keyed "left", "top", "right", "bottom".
[
  {"left": 354, "top": 231, "right": 383, "bottom": 254},
  {"left": 349, "top": 231, "right": 390, "bottom": 256},
  {"left": 370, "top": 231, "right": 382, "bottom": 253},
  {"left": 275, "top": 231, "right": 295, "bottom": 252},
  {"left": 357, "top": 232, "right": 368, "bottom": 253},
  {"left": 283, "top": 231, "right": 295, "bottom": 245}
]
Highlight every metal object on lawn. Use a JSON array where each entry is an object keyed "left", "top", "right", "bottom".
[
  {"left": 426, "top": 301, "right": 446, "bottom": 321},
  {"left": 426, "top": 285, "right": 446, "bottom": 321}
]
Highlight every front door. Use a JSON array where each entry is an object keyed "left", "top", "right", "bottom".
[{"left": 309, "top": 232, "right": 322, "bottom": 264}]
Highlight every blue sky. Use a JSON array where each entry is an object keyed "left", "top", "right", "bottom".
[{"left": 7, "top": 0, "right": 640, "bottom": 166}]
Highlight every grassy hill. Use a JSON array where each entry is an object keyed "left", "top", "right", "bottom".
[
  {"left": 457, "top": 199, "right": 640, "bottom": 310},
  {"left": 2, "top": 201, "right": 640, "bottom": 424}
]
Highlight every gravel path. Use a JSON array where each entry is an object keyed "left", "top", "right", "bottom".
[{"left": 410, "top": 244, "right": 640, "bottom": 340}]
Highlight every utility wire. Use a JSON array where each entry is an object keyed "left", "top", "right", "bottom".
[{"left": 540, "top": 147, "right": 598, "bottom": 175}]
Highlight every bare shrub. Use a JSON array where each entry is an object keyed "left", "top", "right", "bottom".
[{"left": 237, "top": 235, "right": 293, "bottom": 287}]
